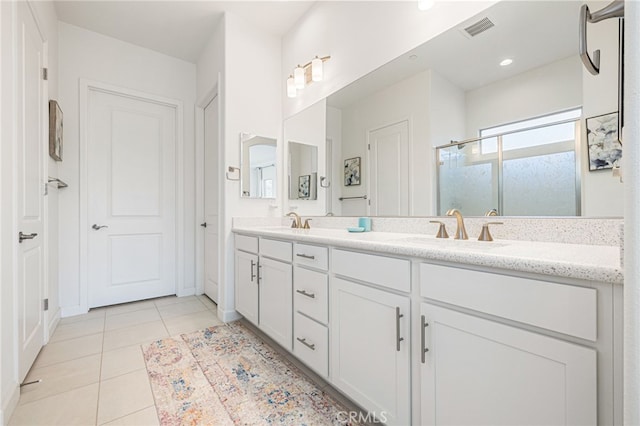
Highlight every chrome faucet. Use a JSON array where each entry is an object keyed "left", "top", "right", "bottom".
[
  {"left": 446, "top": 208, "right": 468, "bottom": 240},
  {"left": 286, "top": 212, "right": 302, "bottom": 228}
]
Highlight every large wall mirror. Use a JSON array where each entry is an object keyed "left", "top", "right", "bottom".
[
  {"left": 240, "top": 133, "right": 277, "bottom": 199},
  {"left": 320, "top": 0, "right": 622, "bottom": 218}
]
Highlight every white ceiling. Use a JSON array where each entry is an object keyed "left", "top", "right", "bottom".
[
  {"left": 54, "top": 1, "right": 315, "bottom": 63},
  {"left": 328, "top": 1, "right": 581, "bottom": 108}
]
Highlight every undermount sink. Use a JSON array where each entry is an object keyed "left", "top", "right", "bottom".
[{"left": 392, "top": 236, "right": 509, "bottom": 249}]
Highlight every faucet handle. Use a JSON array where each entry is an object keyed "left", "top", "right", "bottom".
[
  {"left": 429, "top": 220, "right": 449, "bottom": 239},
  {"left": 290, "top": 219, "right": 299, "bottom": 228},
  {"left": 303, "top": 219, "right": 312, "bottom": 229},
  {"left": 478, "top": 222, "right": 503, "bottom": 242}
]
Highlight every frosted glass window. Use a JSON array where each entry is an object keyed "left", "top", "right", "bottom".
[{"left": 503, "top": 152, "right": 577, "bottom": 216}]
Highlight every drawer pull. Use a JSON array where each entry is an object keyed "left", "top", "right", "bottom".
[
  {"left": 296, "top": 289, "right": 316, "bottom": 299},
  {"left": 296, "top": 337, "right": 316, "bottom": 350},
  {"left": 421, "top": 315, "right": 429, "bottom": 363},
  {"left": 396, "top": 307, "right": 404, "bottom": 352},
  {"left": 296, "top": 253, "right": 316, "bottom": 260}
]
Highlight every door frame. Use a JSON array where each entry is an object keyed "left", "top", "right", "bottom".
[
  {"left": 78, "top": 79, "right": 184, "bottom": 313},
  {"left": 194, "top": 76, "right": 222, "bottom": 298}
]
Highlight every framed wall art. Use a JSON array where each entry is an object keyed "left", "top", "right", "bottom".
[
  {"left": 49, "top": 100, "right": 63, "bottom": 161},
  {"left": 344, "top": 157, "right": 361, "bottom": 186},
  {"left": 586, "top": 112, "right": 621, "bottom": 171}
]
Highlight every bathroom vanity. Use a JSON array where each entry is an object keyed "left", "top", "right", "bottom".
[{"left": 232, "top": 219, "right": 622, "bottom": 426}]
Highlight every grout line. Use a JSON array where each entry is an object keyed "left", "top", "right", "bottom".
[
  {"left": 95, "top": 310, "right": 107, "bottom": 426},
  {"left": 95, "top": 404, "right": 155, "bottom": 426}
]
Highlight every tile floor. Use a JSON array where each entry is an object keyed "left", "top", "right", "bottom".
[
  {"left": 9, "top": 294, "right": 364, "bottom": 426},
  {"left": 9, "top": 294, "right": 222, "bottom": 426}
]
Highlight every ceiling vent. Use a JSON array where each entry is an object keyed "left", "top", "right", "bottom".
[{"left": 462, "top": 17, "right": 495, "bottom": 38}]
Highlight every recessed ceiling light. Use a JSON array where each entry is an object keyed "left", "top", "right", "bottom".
[
  {"left": 418, "top": 0, "right": 435, "bottom": 11},
  {"left": 500, "top": 58, "right": 513, "bottom": 67}
]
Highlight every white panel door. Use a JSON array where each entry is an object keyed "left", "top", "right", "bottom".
[
  {"left": 16, "top": 1, "right": 46, "bottom": 382},
  {"left": 203, "top": 96, "right": 219, "bottom": 302},
  {"left": 87, "top": 89, "right": 176, "bottom": 307},
  {"left": 368, "top": 121, "right": 409, "bottom": 216},
  {"left": 420, "top": 303, "right": 597, "bottom": 426}
]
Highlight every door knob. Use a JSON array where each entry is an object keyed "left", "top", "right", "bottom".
[
  {"left": 18, "top": 232, "right": 38, "bottom": 243},
  {"left": 92, "top": 224, "right": 108, "bottom": 230},
  {"left": 200, "top": 222, "right": 207, "bottom": 228}
]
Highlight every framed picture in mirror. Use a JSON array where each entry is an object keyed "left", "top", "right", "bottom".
[
  {"left": 298, "top": 175, "right": 311, "bottom": 198},
  {"left": 586, "top": 112, "right": 621, "bottom": 171},
  {"left": 344, "top": 157, "right": 361, "bottom": 186}
]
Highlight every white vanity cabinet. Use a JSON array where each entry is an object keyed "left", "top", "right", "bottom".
[
  {"left": 234, "top": 234, "right": 293, "bottom": 350},
  {"left": 419, "top": 263, "right": 598, "bottom": 426},
  {"left": 331, "top": 249, "right": 411, "bottom": 426}
]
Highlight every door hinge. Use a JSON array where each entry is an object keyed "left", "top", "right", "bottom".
[
  {"left": 42, "top": 68, "right": 48, "bottom": 81},
  {"left": 368, "top": 144, "right": 371, "bottom": 150},
  {"left": 43, "top": 298, "right": 49, "bottom": 311}
]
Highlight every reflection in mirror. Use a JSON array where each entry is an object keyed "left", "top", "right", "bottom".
[
  {"left": 288, "top": 142, "right": 318, "bottom": 200},
  {"left": 240, "top": 133, "right": 276, "bottom": 199},
  {"left": 325, "top": 0, "right": 622, "bottom": 217}
]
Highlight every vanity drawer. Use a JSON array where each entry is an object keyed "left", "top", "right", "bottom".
[
  {"left": 294, "top": 243, "right": 328, "bottom": 271},
  {"left": 235, "top": 234, "right": 258, "bottom": 254},
  {"left": 420, "top": 263, "right": 597, "bottom": 341},
  {"left": 294, "top": 312, "right": 329, "bottom": 377},
  {"left": 260, "top": 238, "right": 292, "bottom": 262},
  {"left": 294, "top": 266, "right": 328, "bottom": 324},
  {"left": 332, "top": 249, "right": 410, "bottom": 293}
]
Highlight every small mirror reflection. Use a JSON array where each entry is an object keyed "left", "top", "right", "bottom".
[
  {"left": 241, "top": 134, "right": 277, "bottom": 199},
  {"left": 288, "top": 141, "right": 318, "bottom": 200}
]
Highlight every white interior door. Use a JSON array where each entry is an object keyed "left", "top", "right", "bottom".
[
  {"left": 87, "top": 88, "right": 177, "bottom": 308},
  {"left": 368, "top": 121, "right": 409, "bottom": 216},
  {"left": 203, "top": 96, "right": 219, "bottom": 303},
  {"left": 16, "top": 1, "right": 46, "bottom": 381}
]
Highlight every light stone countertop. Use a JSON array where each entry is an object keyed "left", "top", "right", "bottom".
[{"left": 232, "top": 226, "right": 623, "bottom": 285}]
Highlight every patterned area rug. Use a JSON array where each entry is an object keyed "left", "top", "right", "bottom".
[{"left": 142, "top": 322, "right": 355, "bottom": 425}]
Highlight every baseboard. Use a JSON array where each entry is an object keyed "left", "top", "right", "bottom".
[
  {"left": 60, "top": 305, "right": 88, "bottom": 318},
  {"left": 176, "top": 287, "right": 196, "bottom": 297},
  {"left": 47, "top": 307, "right": 61, "bottom": 342},
  {"left": 0, "top": 381, "right": 20, "bottom": 425},
  {"left": 219, "top": 308, "right": 242, "bottom": 323}
]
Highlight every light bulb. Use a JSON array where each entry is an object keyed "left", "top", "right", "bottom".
[
  {"left": 294, "top": 65, "right": 305, "bottom": 89},
  {"left": 287, "top": 76, "right": 297, "bottom": 98},
  {"left": 312, "top": 57, "right": 323, "bottom": 82}
]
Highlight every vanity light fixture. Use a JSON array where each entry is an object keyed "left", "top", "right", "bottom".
[
  {"left": 286, "top": 55, "right": 331, "bottom": 98},
  {"left": 500, "top": 58, "right": 513, "bottom": 66},
  {"left": 418, "top": 0, "right": 435, "bottom": 11}
]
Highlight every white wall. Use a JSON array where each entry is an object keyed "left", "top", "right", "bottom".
[
  {"left": 284, "top": 99, "right": 327, "bottom": 216},
  {"left": 465, "top": 56, "right": 583, "bottom": 137},
  {"left": 198, "top": 12, "right": 282, "bottom": 321},
  {"left": 0, "top": 1, "right": 58, "bottom": 422},
  {"left": 581, "top": 0, "right": 623, "bottom": 217},
  {"left": 58, "top": 23, "right": 197, "bottom": 316},
  {"left": 282, "top": 1, "right": 496, "bottom": 119}
]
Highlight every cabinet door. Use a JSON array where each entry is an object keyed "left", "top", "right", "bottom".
[
  {"left": 420, "top": 303, "right": 597, "bottom": 426},
  {"left": 259, "top": 257, "right": 293, "bottom": 350},
  {"left": 235, "top": 250, "right": 259, "bottom": 324},
  {"left": 331, "top": 277, "right": 410, "bottom": 426}
]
